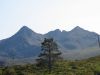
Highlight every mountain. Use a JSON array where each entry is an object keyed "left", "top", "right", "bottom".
[
  {"left": 45, "top": 26, "right": 100, "bottom": 60},
  {"left": 0, "top": 26, "right": 43, "bottom": 59},
  {"left": 0, "top": 26, "right": 100, "bottom": 64},
  {"left": 45, "top": 26, "right": 98, "bottom": 50}
]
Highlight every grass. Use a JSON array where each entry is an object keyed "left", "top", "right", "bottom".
[{"left": 0, "top": 56, "right": 100, "bottom": 75}]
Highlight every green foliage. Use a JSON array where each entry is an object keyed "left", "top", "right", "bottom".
[
  {"left": 2, "top": 67, "right": 17, "bottom": 75},
  {"left": 0, "top": 56, "right": 100, "bottom": 75}
]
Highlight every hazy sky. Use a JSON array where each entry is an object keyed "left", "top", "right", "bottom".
[{"left": 0, "top": 0, "right": 100, "bottom": 39}]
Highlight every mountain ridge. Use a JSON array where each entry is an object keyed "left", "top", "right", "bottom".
[{"left": 0, "top": 25, "right": 100, "bottom": 64}]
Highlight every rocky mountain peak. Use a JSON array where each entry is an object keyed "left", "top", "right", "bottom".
[{"left": 71, "top": 26, "right": 85, "bottom": 31}]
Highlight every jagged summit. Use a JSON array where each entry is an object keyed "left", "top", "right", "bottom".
[
  {"left": 71, "top": 26, "right": 85, "bottom": 31},
  {"left": 46, "top": 26, "right": 84, "bottom": 34},
  {"left": 17, "top": 26, "right": 35, "bottom": 34},
  {"left": 21, "top": 26, "right": 29, "bottom": 29},
  {"left": 55, "top": 29, "right": 61, "bottom": 32},
  {"left": 74, "top": 26, "right": 82, "bottom": 29},
  {"left": 12, "top": 26, "right": 37, "bottom": 38},
  {"left": 45, "top": 29, "right": 61, "bottom": 35},
  {"left": 19, "top": 26, "right": 33, "bottom": 33},
  {"left": 69, "top": 26, "right": 89, "bottom": 34}
]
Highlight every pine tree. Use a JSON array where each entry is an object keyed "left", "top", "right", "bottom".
[{"left": 37, "top": 38, "right": 61, "bottom": 73}]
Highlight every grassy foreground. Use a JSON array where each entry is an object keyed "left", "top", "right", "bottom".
[{"left": 0, "top": 56, "right": 100, "bottom": 75}]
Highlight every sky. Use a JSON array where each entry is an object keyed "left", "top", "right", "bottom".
[{"left": 0, "top": 0, "right": 100, "bottom": 39}]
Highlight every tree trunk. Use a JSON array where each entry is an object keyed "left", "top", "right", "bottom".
[{"left": 48, "top": 46, "right": 51, "bottom": 73}]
